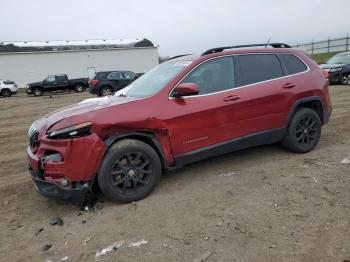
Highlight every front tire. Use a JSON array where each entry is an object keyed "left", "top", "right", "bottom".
[
  {"left": 100, "top": 86, "right": 113, "bottom": 96},
  {"left": 282, "top": 108, "right": 321, "bottom": 153},
  {"left": 98, "top": 139, "right": 161, "bottom": 203},
  {"left": 340, "top": 73, "right": 350, "bottom": 85}
]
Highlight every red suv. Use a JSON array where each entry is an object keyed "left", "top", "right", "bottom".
[{"left": 27, "top": 43, "right": 332, "bottom": 203}]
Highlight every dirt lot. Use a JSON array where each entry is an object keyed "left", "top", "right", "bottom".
[{"left": 0, "top": 87, "right": 349, "bottom": 262}]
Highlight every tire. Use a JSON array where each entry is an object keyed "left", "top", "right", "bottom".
[
  {"left": 98, "top": 139, "right": 162, "bottom": 203},
  {"left": 282, "top": 108, "right": 321, "bottom": 153},
  {"left": 33, "top": 88, "right": 43, "bottom": 96},
  {"left": 1, "top": 89, "right": 11, "bottom": 97},
  {"left": 100, "top": 86, "right": 113, "bottom": 96},
  {"left": 74, "top": 84, "right": 85, "bottom": 92},
  {"left": 340, "top": 73, "right": 350, "bottom": 85}
]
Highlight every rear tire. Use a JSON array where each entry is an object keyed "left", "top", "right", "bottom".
[
  {"left": 74, "top": 84, "right": 85, "bottom": 92},
  {"left": 33, "top": 88, "right": 43, "bottom": 96},
  {"left": 282, "top": 108, "right": 321, "bottom": 153},
  {"left": 1, "top": 89, "right": 11, "bottom": 97},
  {"left": 98, "top": 139, "right": 161, "bottom": 203},
  {"left": 100, "top": 86, "right": 113, "bottom": 96}
]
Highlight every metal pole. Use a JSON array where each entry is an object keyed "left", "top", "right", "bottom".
[
  {"left": 327, "top": 36, "right": 330, "bottom": 53},
  {"left": 311, "top": 40, "right": 314, "bottom": 55},
  {"left": 346, "top": 34, "right": 349, "bottom": 51}
]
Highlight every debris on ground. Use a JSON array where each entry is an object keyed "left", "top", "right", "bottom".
[
  {"left": 81, "top": 220, "right": 87, "bottom": 224},
  {"left": 82, "top": 236, "right": 91, "bottom": 246},
  {"left": 269, "top": 245, "right": 277, "bottom": 248},
  {"left": 217, "top": 172, "right": 235, "bottom": 177},
  {"left": 60, "top": 256, "right": 69, "bottom": 261},
  {"left": 128, "top": 240, "right": 148, "bottom": 248},
  {"left": 81, "top": 193, "right": 104, "bottom": 212},
  {"left": 35, "top": 228, "right": 44, "bottom": 236},
  {"left": 193, "top": 251, "right": 212, "bottom": 262},
  {"left": 42, "top": 244, "right": 52, "bottom": 252},
  {"left": 341, "top": 157, "right": 350, "bottom": 164},
  {"left": 50, "top": 217, "right": 64, "bottom": 226},
  {"left": 95, "top": 241, "right": 124, "bottom": 258}
]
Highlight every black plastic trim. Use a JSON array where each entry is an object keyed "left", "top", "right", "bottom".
[
  {"left": 104, "top": 131, "right": 168, "bottom": 169},
  {"left": 172, "top": 128, "right": 285, "bottom": 169},
  {"left": 29, "top": 169, "right": 90, "bottom": 203}
]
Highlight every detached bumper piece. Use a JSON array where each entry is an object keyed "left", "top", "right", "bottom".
[{"left": 29, "top": 169, "right": 90, "bottom": 203}]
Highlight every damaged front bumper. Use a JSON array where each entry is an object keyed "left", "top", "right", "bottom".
[{"left": 29, "top": 168, "right": 90, "bottom": 203}]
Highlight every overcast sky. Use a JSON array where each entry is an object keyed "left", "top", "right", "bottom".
[{"left": 1, "top": 0, "right": 349, "bottom": 56}]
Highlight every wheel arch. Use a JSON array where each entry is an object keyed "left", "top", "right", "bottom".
[
  {"left": 286, "top": 96, "right": 325, "bottom": 127},
  {"left": 103, "top": 131, "right": 168, "bottom": 171}
]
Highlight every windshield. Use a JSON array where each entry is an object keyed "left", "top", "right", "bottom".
[
  {"left": 124, "top": 60, "right": 192, "bottom": 98},
  {"left": 326, "top": 53, "right": 350, "bottom": 64}
]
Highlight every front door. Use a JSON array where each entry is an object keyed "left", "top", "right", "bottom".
[{"left": 166, "top": 56, "right": 240, "bottom": 156}]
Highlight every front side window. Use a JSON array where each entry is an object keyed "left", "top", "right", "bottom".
[
  {"left": 180, "top": 56, "right": 235, "bottom": 95},
  {"left": 236, "top": 54, "right": 283, "bottom": 86}
]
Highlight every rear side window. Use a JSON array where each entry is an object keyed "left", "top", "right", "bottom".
[
  {"left": 108, "top": 72, "right": 123, "bottom": 79},
  {"left": 180, "top": 56, "right": 235, "bottom": 95},
  {"left": 3, "top": 81, "right": 15, "bottom": 85},
  {"left": 279, "top": 54, "right": 308, "bottom": 75},
  {"left": 236, "top": 54, "right": 283, "bottom": 86},
  {"left": 94, "top": 72, "right": 109, "bottom": 79}
]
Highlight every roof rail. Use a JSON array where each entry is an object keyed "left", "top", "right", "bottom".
[{"left": 201, "top": 43, "right": 291, "bottom": 56}]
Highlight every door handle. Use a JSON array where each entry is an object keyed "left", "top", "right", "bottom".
[
  {"left": 282, "top": 83, "right": 296, "bottom": 89},
  {"left": 224, "top": 95, "right": 241, "bottom": 102}
]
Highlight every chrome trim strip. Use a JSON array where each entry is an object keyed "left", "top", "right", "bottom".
[{"left": 168, "top": 53, "right": 310, "bottom": 99}]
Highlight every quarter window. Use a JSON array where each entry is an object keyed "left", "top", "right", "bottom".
[
  {"left": 236, "top": 54, "right": 283, "bottom": 86},
  {"left": 123, "top": 71, "right": 135, "bottom": 79},
  {"left": 279, "top": 54, "right": 308, "bottom": 75},
  {"left": 180, "top": 56, "right": 235, "bottom": 95}
]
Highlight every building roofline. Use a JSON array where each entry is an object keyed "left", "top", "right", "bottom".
[{"left": 0, "top": 45, "right": 159, "bottom": 55}]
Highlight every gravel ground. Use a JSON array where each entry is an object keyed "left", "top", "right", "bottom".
[{"left": 0, "top": 86, "right": 349, "bottom": 262}]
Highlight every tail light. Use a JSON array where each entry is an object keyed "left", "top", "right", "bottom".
[
  {"left": 91, "top": 79, "right": 99, "bottom": 87},
  {"left": 322, "top": 69, "right": 329, "bottom": 79}
]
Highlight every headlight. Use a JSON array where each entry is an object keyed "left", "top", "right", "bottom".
[
  {"left": 48, "top": 121, "right": 92, "bottom": 139},
  {"left": 329, "top": 67, "right": 343, "bottom": 72}
]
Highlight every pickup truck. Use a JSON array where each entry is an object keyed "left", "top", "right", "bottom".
[{"left": 25, "top": 74, "right": 89, "bottom": 96}]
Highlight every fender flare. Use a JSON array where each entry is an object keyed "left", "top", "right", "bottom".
[
  {"left": 285, "top": 96, "right": 325, "bottom": 127},
  {"left": 104, "top": 131, "right": 169, "bottom": 169}
]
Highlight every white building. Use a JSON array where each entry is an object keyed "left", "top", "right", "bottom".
[{"left": 0, "top": 39, "right": 159, "bottom": 86}]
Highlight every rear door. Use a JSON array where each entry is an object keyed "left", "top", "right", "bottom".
[
  {"left": 55, "top": 75, "right": 69, "bottom": 90},
  {"left": 107, "top": 71, "right": 123, "bottom": 91},
  {"left": 233, "top": 53, "right": 296, "bottom": 134}
]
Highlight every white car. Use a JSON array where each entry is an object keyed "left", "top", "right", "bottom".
[{"left": 0, "top": 80, "right": 17, "bottom": 97}]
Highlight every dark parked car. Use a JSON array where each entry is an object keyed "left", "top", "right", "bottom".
[
  {"left": 27, "top": 43, "right": 332, "bottom": 204},
  {"left": 26, "top": 74, "right": 89, "bottom": 96},
  {"left": 320, "top": 51, "right": 350, "bottom": 85},
  {"left": 89, "top": 71, "right": 142, "bottom": 96}
]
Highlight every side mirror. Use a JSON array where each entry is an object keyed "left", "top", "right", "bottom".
[{"left": 173, "top": 83, "right": 199, "bottom": 98}]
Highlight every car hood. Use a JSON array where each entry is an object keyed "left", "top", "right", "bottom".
[
  {"left": 320, "top": 63, "right": 346, "bottom": 69},
  {"left": 32, "top": 96, "right": 139, "bottom": 134}
]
